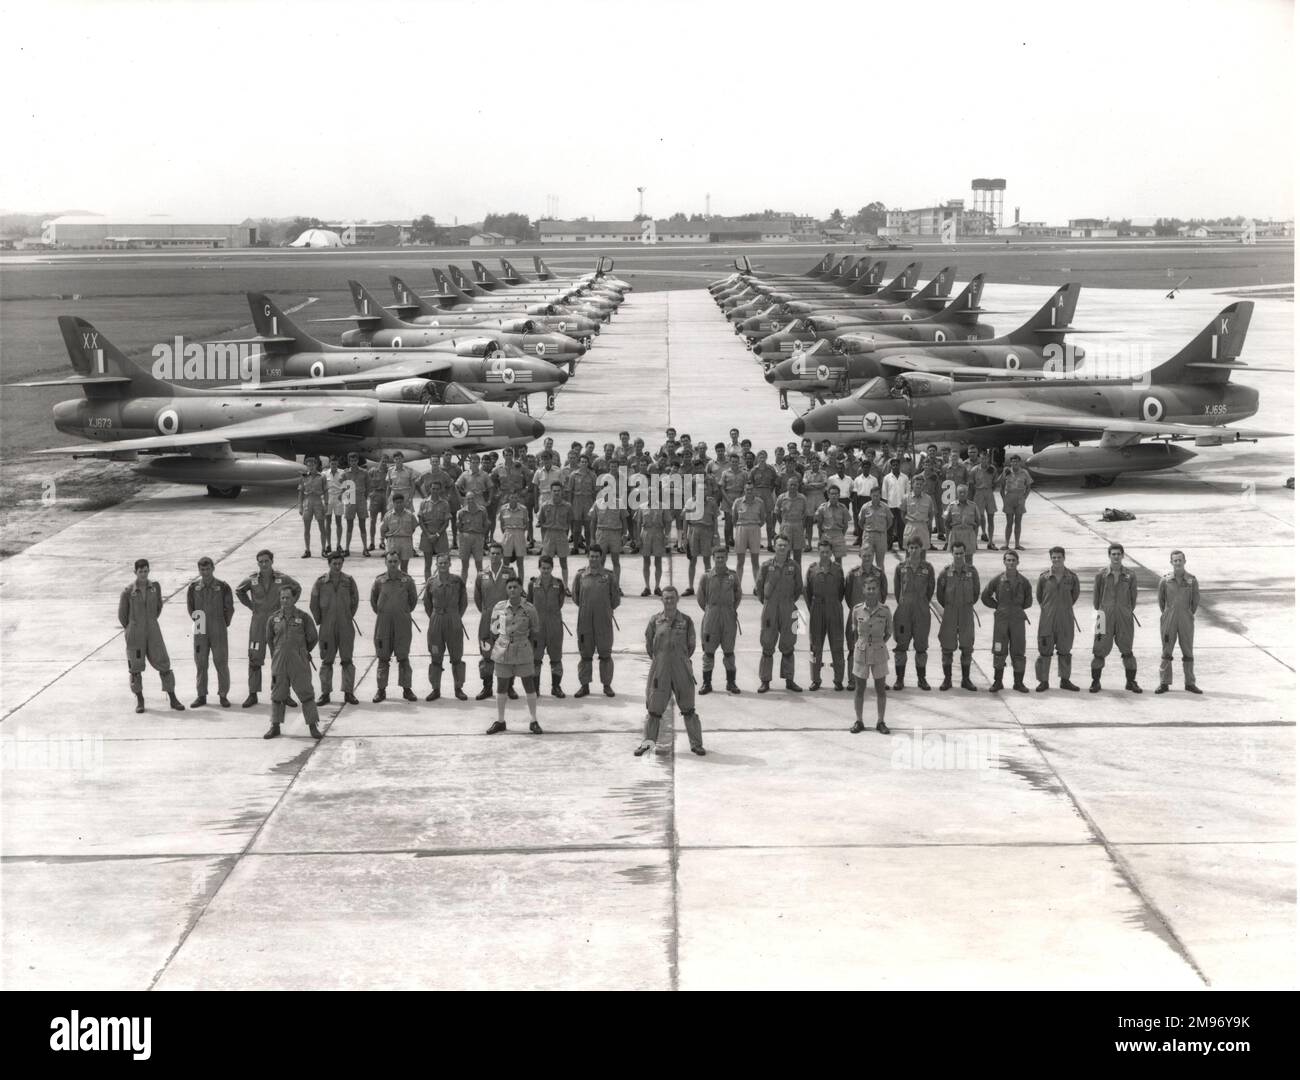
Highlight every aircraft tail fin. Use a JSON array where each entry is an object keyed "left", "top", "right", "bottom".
[
  {"left": 448, "top": 265, "right": 487, "bottom": 295},
  {"left": 932, "top": 274, "right": 985, "bottom": 323},
  {"left": 1148, "top": 302, "right": 1255, "bottom": 386},
  {"left": 471, "top": 260, "right": 509, "bottom": 289},
  {"left": 15, "top": 316, "right": 162, "bottom": 397},
  {"left": 907, "top": 266, "right": 958, "bottom": 308},
  {"left": 431, "top": 268, "right": 475, "bottom": 304},
  {"left": 876, "top": 262, "right": 920, "bottom": 302},
  {"left": 246, "top": 293, "right": 323, "bottom": 352},
  {"left": 848, "top": 259, "right": 887, "bottom": 292},
  {"left": 349, "top": 280, "right": 405, "bottom": 328},
  {"left": 534, "top": 256, "right": 556, "bottom": 280},
  {"left": 804, "top": 253, "right": 834, "bottom": 278},
  {"left": 389, "top": 275, "right": 435, "bottom": 317},
  {"left": 1004, "top": 284, "right": 1082, "bottom": 346},
  {"left": 499, "top": 257, "right": 529, "bottom": 283}
]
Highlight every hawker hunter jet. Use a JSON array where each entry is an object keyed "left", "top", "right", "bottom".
[
  {"left": 15, "top": 316, "right": 543, "bottom": 497},
  {"left": 388, "top": 275, "right": 600, "bottom": 344},
  {"left": 751, "top": 275, "right": 992, "bottom": 364},
  {"left": 764, "top": 284, "right": 1085, "bottom": 406},
  {"left": 533, "top": 255, "right": 632, "bottom": 293},
  {"left": 789, "top": 302, "right": 1284, "bottom": 483},
  {"left": 727, "top": 264, "right": 923, "bottom": 327},
  {"left": 322, "top": 281, "right": 585, "bottom": 378},
  {"left": 470, "top": 261, "right": 624, "bottom": 306},
  {"left": 432, "top": 268, "right": 612, "bottom": 323},
  {"left": 228, "top": 293, "right": 568, "bottom": 412}
]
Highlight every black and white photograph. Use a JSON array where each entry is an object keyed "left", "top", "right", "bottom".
[{"left": 0, "top": 0, "right": 1294, "bottom": 1016}]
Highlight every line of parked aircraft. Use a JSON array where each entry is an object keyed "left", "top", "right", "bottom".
[
  {"left": 17, "top": 258, "right": 631, "bottom": 497},
  {"left": 710, "top": 255, "right": 1285, "bottom": 483}
]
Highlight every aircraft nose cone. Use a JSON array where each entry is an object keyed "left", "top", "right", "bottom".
[
  {"left": 557, "top": 368, "right": 570, "bottom": 385},
  {"left": 530, "top": 418, "right": 546, "bottom": 439},
  {"left": 791, "top": 417, "right": 806, "bottom": 437},
  {"left": 765, "top": 368, "right": 775, "bottom": 384}
]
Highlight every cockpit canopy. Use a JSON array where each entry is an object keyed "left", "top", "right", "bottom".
[{"left": 851, "top": 377, "right": 892, "bottom": 401}]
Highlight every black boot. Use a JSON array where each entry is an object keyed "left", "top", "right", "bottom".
[
  {"left": 316, "top": 692, "right": 330, "bottom": 705},
  {"left": 700, "top": 671, "right": 712, "bottom": 695},
  {"left": 726, "top": 676, "right": 740, "bottom": 694},
  {"left": 940, "top": 663, "right": 952, "bottom": 691},
  {"left": 167, "top": 692, "right": 186, "bottom": 711},
  {"left": 575, "top": 684, "right": 590, "bottom": 698},
  {"left": 989, "top": 669, "right": 1004, "bottom": 692},
  {"left": 1012, "top": 676, "right": 1030, "bottom": 693},
  {"left": 915, "top": 663, "right": 930, "bottom": 692},
  {"left": 960, "top": 662, "right": 977, "bottom": 692},
  {"left": 475, "top": 679, "right": 493, "bottom": 701},
  {"left": 1125, "top": 677, "right": 1143, "bottom": 694},
  {"left": 134, "top": 693, "right": 145, "bottom": 714},
  {"left": 308, "top": 722, "right": 323, "bottom": 740},
  {"left": 892, "top": 659, "right": 905, "bottom": 691},
  {"left": 262, "top": 723, "right": 281, "bottom": 739},
  {"left": 551, "top": 677, "right": 565, "bottom": 699}
]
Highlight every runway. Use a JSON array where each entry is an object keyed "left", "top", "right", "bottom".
[{"left": 1, "top": 286, "right": 1294, "bottom": 989}]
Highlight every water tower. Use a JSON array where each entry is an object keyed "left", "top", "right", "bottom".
[{"left": 971, "top": 178, "right": 1006, "bottom": 230}]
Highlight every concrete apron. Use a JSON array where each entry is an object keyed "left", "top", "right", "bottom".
[{"left": 1, "top": 286, "right": 1293, "bottom": 989}]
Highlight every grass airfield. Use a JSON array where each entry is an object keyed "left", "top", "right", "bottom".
[{"left": 0, "top": 245, "right": 1294, "bottom": 989}]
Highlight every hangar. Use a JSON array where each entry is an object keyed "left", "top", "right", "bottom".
[{"left": 41, "top": 215, "right": 259, "bottom": 250}]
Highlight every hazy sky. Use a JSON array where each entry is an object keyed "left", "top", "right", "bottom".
[{"left": 1, "top": 0, "right": 1293, "bottom": 224}]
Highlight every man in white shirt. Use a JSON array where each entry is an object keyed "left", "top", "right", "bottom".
[{"left": 880, "top": 459, "right": 909, "bottom": 552}]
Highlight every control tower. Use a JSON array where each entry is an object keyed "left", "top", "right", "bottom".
[{"left": 971, "top": 178, "right": 1006, "bottom": 229}]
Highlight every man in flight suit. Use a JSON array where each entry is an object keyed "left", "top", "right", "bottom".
[
  {"left": 1156, "top": 549, "right": 1201, "bottom": 695},
  {"left": 636, "top": 586, "right": 704, "bottom": 757},
  {"left": 264, "top": 584, "right": 322, "bottom": 740},
  {"left": 944, "top": 485, "right": 980, "bottom": 565},
  {"left": 893, "top": 537, "right": 935, "bottom": 691},
  {"left": 370, "top": 550, "right": 418, "bottom": 703},
  {"left": 1091, "top": 543, "right": 1142, "bottom": 693},
  {"left": 422, "top": 552, "right": 469, "bottom": 702},
  {"left": 119, "top": 557, "right": 185, "bottom": 714},
  {"left": 805, "top": 538, "right": 846, "bottom": 691},
  {"left": 527, "top": 555, "right": 567, "bottom": 698},
  {"left": 1036, "top": 545, "right": 1081, "bottom": 692},
  {"left": 310, "top": 552, "right": 359, "bottom": 706},
  {"left": 698, "top": 546, "right": 742, "bottom": 695},
  {"left": 755, "top": 535, "right": 804, "bottom": 694},
  {"left": 982, "top": 549, "right": 1034, "bottom": 692},
  {"left": 936, "top": 541, "right": 980, "bottom": 691},
  {"left": 236, "top": 549, "right": 300, "bottom": 709},
  {"left": 572, "top": 546, "right": 620, "bottom": 697},
  {"left": 418, "top": 480, "right": 452, "bottom": 582},
  {"left": 187, "top": 555, "right": 233, "bottom": 708}
]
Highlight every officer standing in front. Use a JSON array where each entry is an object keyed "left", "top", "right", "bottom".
[
  {"left": 636, "top": 586, "right": 705, "bottom": 757},
  {"left": 844, "top": 545, "right": 888, "bottom": 691},
  {"left": 186, "top": 555, "right": 233, "bottom": 708},
  {"left": 850, "top": 576, "right": 892, "bottom": 735},
  {"left": 1156, "top": 549, "right": 1202, "bottom": 695},
  {"left": 310, "top": 551, "right": 359, "bottom": 707},
  {"left": 265, "top": 584, "right": 322, "bottom": 740},
  {"left": 474, "top": 542, "right": 517, "bottom": 701},
  {"left": 485, "top": 577, "right": 543, "bottom": 735},
  {"left": 370, "top": 550, "right": 418, "bottom": 703}
]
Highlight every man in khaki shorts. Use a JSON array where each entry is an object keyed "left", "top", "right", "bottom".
[
  {"left": 731, "top": 479, "right": 766, "bottom": 591},
  {"left": 850, "top": 576, "right": 892, "bottom": 735},
  {"left": 484, "top": 577, "right": 543, "bottom": 735},
  {"left": 498, "top": 490, "right": 530, "bottom": 581}
]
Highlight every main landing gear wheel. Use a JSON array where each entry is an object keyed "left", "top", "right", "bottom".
[
  {"left": 1082, "top": 474, "right": 1116, "bottom": 489},
  {"left": 205, "top": 484, "right": 242, "bottom": 499}
]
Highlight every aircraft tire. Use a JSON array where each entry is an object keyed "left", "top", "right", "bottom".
[{"left": 206, "top": 484, "right": 243, "bottom": 500}]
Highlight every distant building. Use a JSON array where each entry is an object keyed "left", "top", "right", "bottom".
[
  {"left": 1126, "top": 216, "right": 1158, "bottom": 238},
  {"left": 655, "top": 220, "right": 711, "bottom": 243},
  {"left": 538, "top": 219, "right": 650, "bottom": 243},
  {"left": 879, "top": 200, "right": 973, "bottom": 238},
  {"left": 706, "top": 219, "right": 794, "bottom": 243},
  {"left": 468, "top": 231, "right": 517, "bottom": 247},
  {"left": 995, "top": 221, "right": 1069, "bottom": 238},
  {"left": 1068, "top": 218, "right": 1119, "bottom": 238},
  {"left": 43, "top": 215, "right": 258, "bottom": 249},
  {"left": 325, "top": 222, "right": 410, "bottom": 247}
]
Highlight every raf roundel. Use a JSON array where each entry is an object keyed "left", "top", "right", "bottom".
[
  {"left": 156, "top": 408, "right": 181, "bottom": 436},
  {"left": 1006, "top": 354, "right": 1021, "bottom": 370},
  {"left": 862, "top": 412, "right": 883, "bottom": 434},
  {"left": 447, "top": 416, "right": 470, "bottom": 440},
  {"left": 1141, "top": 396, "right": 1164, "bottom": 421},
  {"left": 309, "top": 360, "right": 326, "bottom": 379}
]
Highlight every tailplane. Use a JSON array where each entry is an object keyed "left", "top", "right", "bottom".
[
  {"left": 875, "top": 262, "right": 921, "bottom": 302},
  {"left": 1004, "top": 284, "right": 1082, "bottom": 346},
  {"left": 1148, "top": 303, "right": 1255, "bottom": 385},
  {"left": 14, "top": 316, "right": 138, "bottom": 397}
]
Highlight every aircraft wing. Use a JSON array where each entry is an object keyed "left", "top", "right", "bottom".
[
  {"left": 33, "top": 403, "right": 377, "bottom": 455},
  {"left": 955, "top": 398, "right": 1287, "bottom": 439},
  {"left": 221, "top": 356, "right": 454, "bottom": 391}
]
